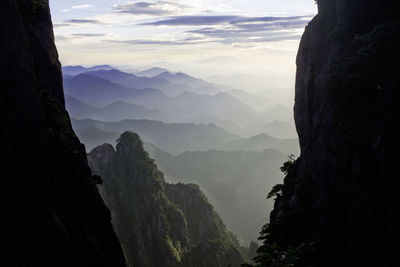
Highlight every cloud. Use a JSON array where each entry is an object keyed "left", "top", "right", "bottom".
[
  {"left": 137, "top": 15, "right": 311, "bottom": 45},
  {"left": 55, "top": 33, "right": 107, "bottom": 42},
  {"left": 188, "top": 19, "right": 309, "bottom": 39},
  {"left": 56, "top": 13, "right": 311, "bottom": 46},
  {"left": 72, "top": 33, "right": 107, "bottom": 37},
  {"left": 64, "top": 19, "right": 103, "bottom": 24},
  {"left": 143, "top": 15, "right": 311, "bottom": 26},
  {"left": 54, "top": 23, "right": 72, "bottom": 28},
  {"left": 142, "top": 15, "right": 241, "bottom": 26},
  {"left": 113, "top": 1, "right": 189, "bottom": 16},
  {"left": 72, "top": 4, "right": 93, "bottom": 10},
  {"left": 104, "top": 38, "right": 201, "bottom": 45}
]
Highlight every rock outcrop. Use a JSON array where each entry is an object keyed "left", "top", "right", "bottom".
[
  {"left": 1, "top": 1, "right": 126, "bottom": 266},
  {"left": 265, "top": 0, "right": 399, "bottom": 266},
  {"left": 88, "top": 132, "right": 248, "bottom": 267}
]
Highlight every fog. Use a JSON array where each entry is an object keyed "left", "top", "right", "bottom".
[{"left": 53, "top": 0, "right": 311, "bottom": 255}]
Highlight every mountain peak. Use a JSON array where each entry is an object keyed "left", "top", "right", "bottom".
[
  {"left": 137, "top": 67, "right": 169, "bottom": 77},
  {"left": 116, "top": 131, "right": 146, "bottom": 156},
  {"left": 62, "top": 64, "right": 115, "bottom": 76}
]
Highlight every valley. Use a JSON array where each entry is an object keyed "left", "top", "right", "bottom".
[{"left": 64, "top": 64, "right": 299, "bottom": 250}]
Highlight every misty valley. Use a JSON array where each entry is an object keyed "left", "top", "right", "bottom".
[
  {"left": 63, "top": 64, "right": 299, "bottom": 265},
  {"left": 4, "top": 0, "right": 398, "bottom": 266}
]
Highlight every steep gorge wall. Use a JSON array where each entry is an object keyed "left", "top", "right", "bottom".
[
  {"left": 1, "top": 1, "right": 125, "bottom": 266},
  {"left": 267, "top": 0, "right": 399, "bottom": 265}
]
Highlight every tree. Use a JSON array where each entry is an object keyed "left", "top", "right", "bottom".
[{"left": 280, "top": 154, "right": 296, "bottom": 175}]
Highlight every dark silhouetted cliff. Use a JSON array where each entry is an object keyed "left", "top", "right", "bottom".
[
  {"left": 256, "top": 0, "right": 399, "bottom": 266},
  {"left": 1, "top": 1, "right": 126, "bottom": 266}
]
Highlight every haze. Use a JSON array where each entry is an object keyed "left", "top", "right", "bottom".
[
  {"left": 51, "top": 0, "right": 316, "bottom": 104},
  {"left": 52, "top": 0, "right": 312, "bottom": 248}
]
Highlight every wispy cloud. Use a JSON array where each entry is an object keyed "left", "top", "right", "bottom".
[
  {"left": 142, "top": 15, "right": 311, "bottom": 26},
  {"left": 73, "top": 33, "right": 107, "bottom": 37},
  {"left": 54, "top": 20, "right": 102, "bottom": 28},
  {"left": 56, "top": 33, "right": 108, "bottom": 42},
  {"left": 64, "top": 19, "right": 102, "bottom": 24},
  {"left": 72, "top": 4, "right": 93, "bottom": 10},
  {"left": 54, "top": 23, "right": 72, "bottom": 28},
  {"left": 105, "top": 39, "right": 193, "bottom": 45},
  {"left": 113, "top": 1, "right": 189, "bottom": 16},
  {"left": 131, "top": 15, "right": 311, "bottom": 45},
  {"left": 142, "top": 15, "right": 240, "bottom": 26}
]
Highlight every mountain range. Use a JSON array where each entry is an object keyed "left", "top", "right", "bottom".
[
  {"left": 147, "top": 146, "right": 289, "bottom": 243},
  {"left": 63, "top": 65, "right": 295, "bottom": 130},
  {"left": 64, "top": 73, "right": 265, "bottom": 127},
  {"left": 66, "top": 95, "right": 171, "bottom": 122},
  {"left": 71, "top": 118, "right": 299, "bottom": 156},
  {"left": 71, "top": 118, "right": 241, "bottom": 154}
]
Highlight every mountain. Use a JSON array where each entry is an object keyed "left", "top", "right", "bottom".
[
  {"left": 1, "top": 2, "right": 125, "bottom": 266},
  {"left": 71, "top": 118, "right": 241, "bottom": 153},
  {"left": 88, "top": 132, "right": 249, "bottom": 267},
  {"left": 164, "top": 92, "right": 259, "bottom": 126},
  {"left": 259, "top": 104, "right": 293, "bottom": 123},
  {"left": 148, "top": 147, "right": 289, "bottom": 243},
  {"left": 63, "top": 75, "right": 260, "bottom": 127},
  {"left": 231, "top": 119, "right": 297, "bottom": 139},
  {"left": 86, "top": 69, "right": 183, "bottom": 96},
  {"left": 63, "top": 74, "right": 134, "bottom": 106},
  {"left": 225, "top": 89, "right": 278, "bottom": 111},
  {"left": 63, "top": 70, "right": 268, "bottom": 128},
  {"left": 155, "top": 71, "right": 220, "bottom": 95},
  {"left": 85, "top": 69, "right": 223, "bottom": 96},
  {"left": 182, "top": 114, "right": 242, "bottom": 135},
  {"left": 161, "top": 91, "right": 208, "bottom": 111},
  {"left": 255, "top": 1, "right": 400, "bottom": 266},
  {"left": 63, "top": 74, "right": 170, "bottom": 107},
  {"left": 65, "top": 95, "right": 171, "bottom": 122},
  {"left": 62, "top": 64, "right": 114, "bottom": 76},
  {"left": 65, "top": 95, "right": 98, "bottom": 117},
  {"left": 100, "top": 101, "right": 170, "bottom": 122},
  {"left": 62, "top": 74, "right": 74, "bottom": 81},
  {"left": 137, "top": 67, "right": 169, "bottom": 77},
  {"left": 261, "top": 119, "right": 297, "bottom": 139},
  {"left": 219, "top": 133, "right": 300, "bottom": 155}
]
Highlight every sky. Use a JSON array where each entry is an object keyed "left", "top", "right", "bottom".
[{"left": 50, "top": 0, "right": 317, "bottom": 95}]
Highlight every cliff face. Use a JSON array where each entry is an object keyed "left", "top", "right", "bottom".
[
  {"left": 165, "top": 183, "right": 246, "bottom": 267},
  {"left": 1, "top": 1, "right": 126, "bottom": 266},
  {"left": 88, "top": 132, "right": 248, "bottom": 267},
  {"left": 267, "top": 0, "right": 399, "bottom": 265}
]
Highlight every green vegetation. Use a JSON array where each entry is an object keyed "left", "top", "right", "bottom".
[
  {"left": 280, "top": 154, "right": 296, "bottom": 175},
  {"left": 39, "top": 90, "right": 72, "bottom": 136},
  {"left": 92, "top": 174, "right": 104, "bottom": 185},
  {"left": 151, "top": 148, "right": 288, "bottom": 243},
  {"left": 88, "top": 131, "right": 248, "bottom": 267},
  {"left": 267, "top": 184, "right": 284, "bottom": 200},
  {"left": 242, "top": 155, "right": 306, "bottom": 266}
]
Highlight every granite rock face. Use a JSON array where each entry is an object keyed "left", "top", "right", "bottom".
[
  {"left": 1, "top": 1, "right": 126, "bottom": 266},
  {"left": 268, "top": 0, "right": 399, "bottom": 265}
]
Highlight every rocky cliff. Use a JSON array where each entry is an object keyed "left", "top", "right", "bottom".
[
  {"left": 88, "top": 132, "right": 248, "bottom": 267},
  {"left": 263, "top": 0, "right": 399, "bottom": 266},
  {"left": 1, "top": 1, "right": 126, "bottom": 266}
]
